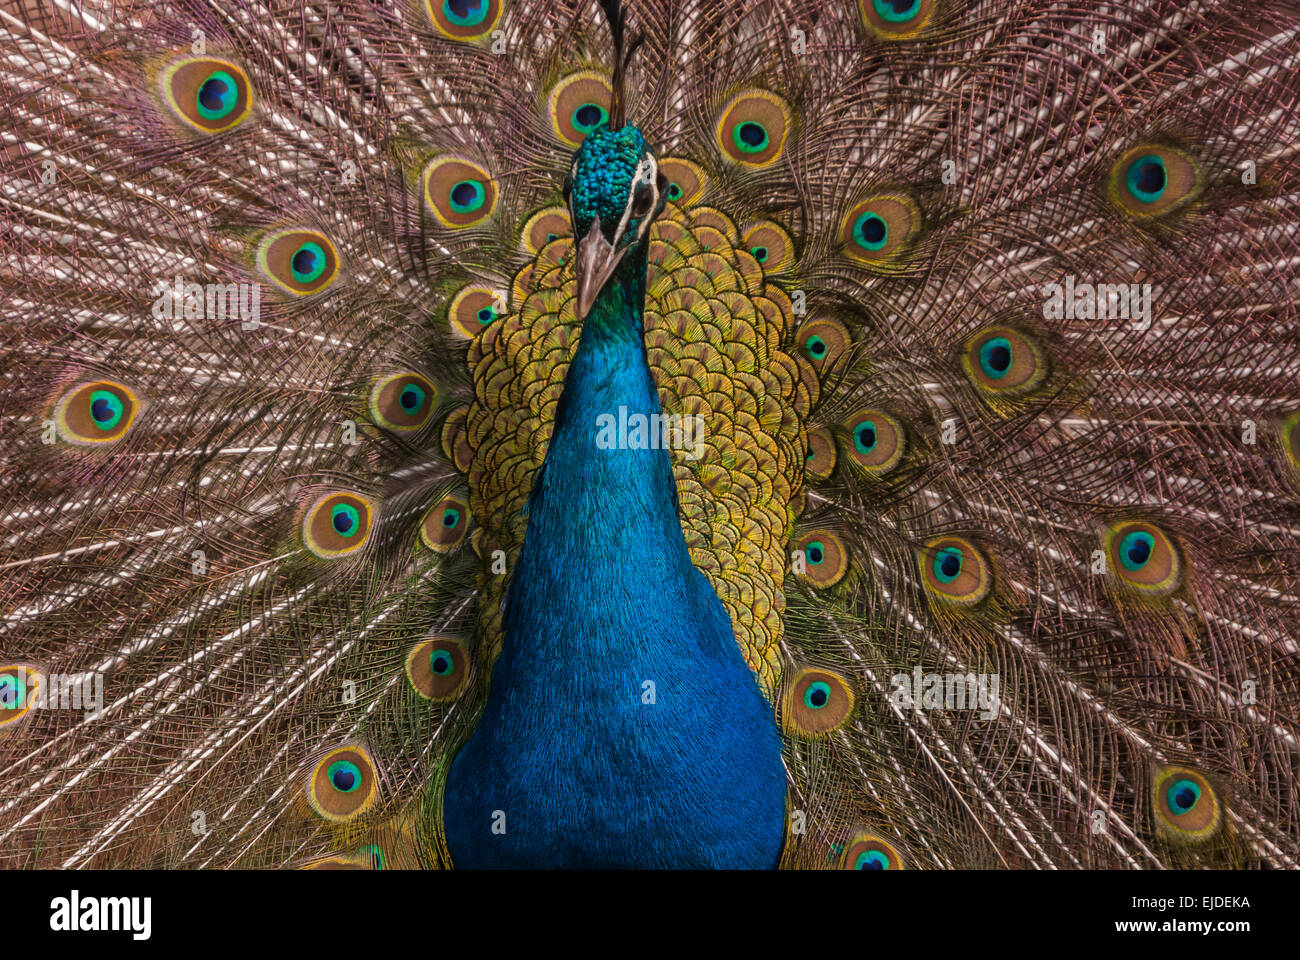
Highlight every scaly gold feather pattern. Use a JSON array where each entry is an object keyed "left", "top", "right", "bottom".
[{"left": 466, "top": 194, "right": 813, "bottom": 693}]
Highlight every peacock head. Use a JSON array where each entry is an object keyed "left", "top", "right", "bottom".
[{"left": 565, "top": 123, "right": 668, "bottom": 319}]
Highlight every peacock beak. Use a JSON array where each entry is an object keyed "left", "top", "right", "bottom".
[{"left": 574, "top": 216, "right": 627, "bottom": 321}]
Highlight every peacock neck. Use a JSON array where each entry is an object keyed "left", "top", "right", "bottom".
[
  {"left": 578, "top": 244, "right": 648, "bottom": 344},
  {"left": 444, "top": 242, "right": 788, "bottom": 868},
  {"left": 521, "top": 244, "right": 696, "bottom": 616}
]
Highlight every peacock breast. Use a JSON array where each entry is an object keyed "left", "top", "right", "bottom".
[{"left": 442, "top": 565, "right": 787, "bottom": 869}]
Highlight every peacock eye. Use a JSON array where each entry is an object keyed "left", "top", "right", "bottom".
[
  {"left": 547, "top": 70, "right": 612, "bottom": 146},
  {"left": 308, "top": 746, "right": 378, "bottom": 822},
  {"left": 448, "top": 284, "right": 507, "bottom": 338},
  {"left": 369, "top": 372, "right": 436, "bottom": 432},
  {"left": 0, "top": 666, "right": 40, "bottom": 730},
  {"left": 572, "top": 103, "right": 607, "bottom": 134},
  {"left": 327, "top": 760, "right": 362, "bottom": 793},
  {"left": 842, "top": 832, "right": 905, "bottom": 870},
  {"left": 839, "top": 408, "right": 906, "bottom": 476},
  {"left": 405, "top": 636, "right": 469, "bottom": 701},
  {"left": 53, "top": 380, "right": 138, "bottom": 445},
  {"left": 302, "top": 492, "right": 374, "bottom": 559},
  {"left": 1105, "top": 521, "right": 1181, "bottom": 596},
  {"left": 797, "top": 317, "right": 851, "bottom": 368},
  {"left": 159, "top": 57, "right": 253, "bottom": 133},
  {"left": 804, "top": 426, "right": 837, "bottom": 479},
  {"left": 742, "top": 221, "right": 795, "bottom": 272},
  {"left": 1108, "top": 144, "right": 1201, "bottom": 218},
  {"left": 920, "top": 536, "right": 991, "bottom": 606},
  {"left": 422, "top": 155, "right": 497, "bottom": 228},
  {"left": 657, "top": 157, "right": 707, "bottom": 205},
  {"left": 961, "top": 326, "right": 1048, "bottom": 399},
  {"left": 804, "top": 681, "right": 831, "bottom": 709},
  {"left": 839, "top": 193, "right": 921, "bottom": 266},
  {"left": 521, "top": 206, "right": 572, "bottom": 254},
  {"left": 427, "top": 0, "right": 501, "bottom": 39},
  {"left": 631, "top": 183, "right": 654, "bottom": 218},
  {"left": 860, "top": 0, "right": 935, "bottom": 38},
  {"left": 783, "top": 668, "right": 855, "bottom": 736},
  {"left": 421, "top": 494, "right": 470, "bottom": 553},
  {"left": 0, "top": 674, "right": 21, "bottom": 709},
  {"left": 1152, "top": 766, "right": 1222, "bottom": 843},
  {"left": 716, "top": 89, "right": 791, "bottom": 166},
  {"left": 256, "top": 228, "right": 340, "bottom": 295},
  {"left": 793, "top": 530, "right": 850, "bottom": 588}
]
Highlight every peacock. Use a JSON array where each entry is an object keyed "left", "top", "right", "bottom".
[{"left": 1, "top": 0, "right": 1298, "bottom": 870}]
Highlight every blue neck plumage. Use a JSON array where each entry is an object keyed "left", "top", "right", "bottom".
[
  {"left": 524, "top": 244, "right": 693, "bottom": 598},
  {"left": 443, "top": 234, "right": 788, "bottom": 868}
]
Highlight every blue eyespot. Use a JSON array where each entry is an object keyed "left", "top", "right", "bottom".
[
  {"left": 449, "top": 179, "right": 486, "bottom": 214},
  {"left": 1166, "top": 778, "right": 1201, "bottom": 815},
  {"left": 667, "top": 183, "right": 682, "bottom": 201},
  {"left": 331, "top": 503, "right": 360, "bottom": 537},
  {"left": 290, "top": 241, "right": 327, "bottom": 284},
  {"left": 441, "top": 507, "right": 460, "bottom": 529},
  {"left": 409, "top": 637, "right": 467, "bottom": 700},
  {"left": 978, "top": 337, "right": 1013, "bottom": 380},
  {"left": 443, "top": 0, "right": 488, "bottom": 27},
  {"left": 806, "top": 540, "right": 825, "bottom": 565},
  {"left": 89, "top": 390, "right": 124, "bottom": 430},
  {"left": 873, "top": 0, "right": 921, "bottom": 22},
  {"left": 0, "top": 674, "right": 25, "bottom": 710},
  {"left": 733, "top": 121, "right": 769, "bottom": 154},
  {"left": 751, "top": 245, "right": 769, "bottom": 263},
  {"left": 854, "top": 421, "right": 877, "bottom": 454},
  {"left": 805, "top": 335, "right": 827, "bottom": 359},
  {"left": 933, "top": 547, "right": 963, "bottom": 583},
  {"left": 571, "top": 103, "right": 608, "bottom": 136},
  {"left": 1125, "top": 154, "right": 1167, "bottom": 203},
  {"left": 430, "top": 649, "right": 454, "bottom": 676},
  {"left": 196, "top": 70, "right": 237, "bottom": 120},
  {"left": 399, "top": 383, "right": 426, "bottom": 413},
  {"left": 803, "top": 680, "right": 831, "bottom": 710},
  {"left": 477, "top": 306, "right": 496, "bottom": 326},
  {"left": 855, "top": 849, "right": 892, "bottom": 869},
  {"left": 853, "top": 212, "right": 888, "bottom": 251},
  {"left": 327, "top": 760, "right": 362, "bottom": 793},
  {"left": 1118, "top": 530, "right": 1154, "bottom": 571}
]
